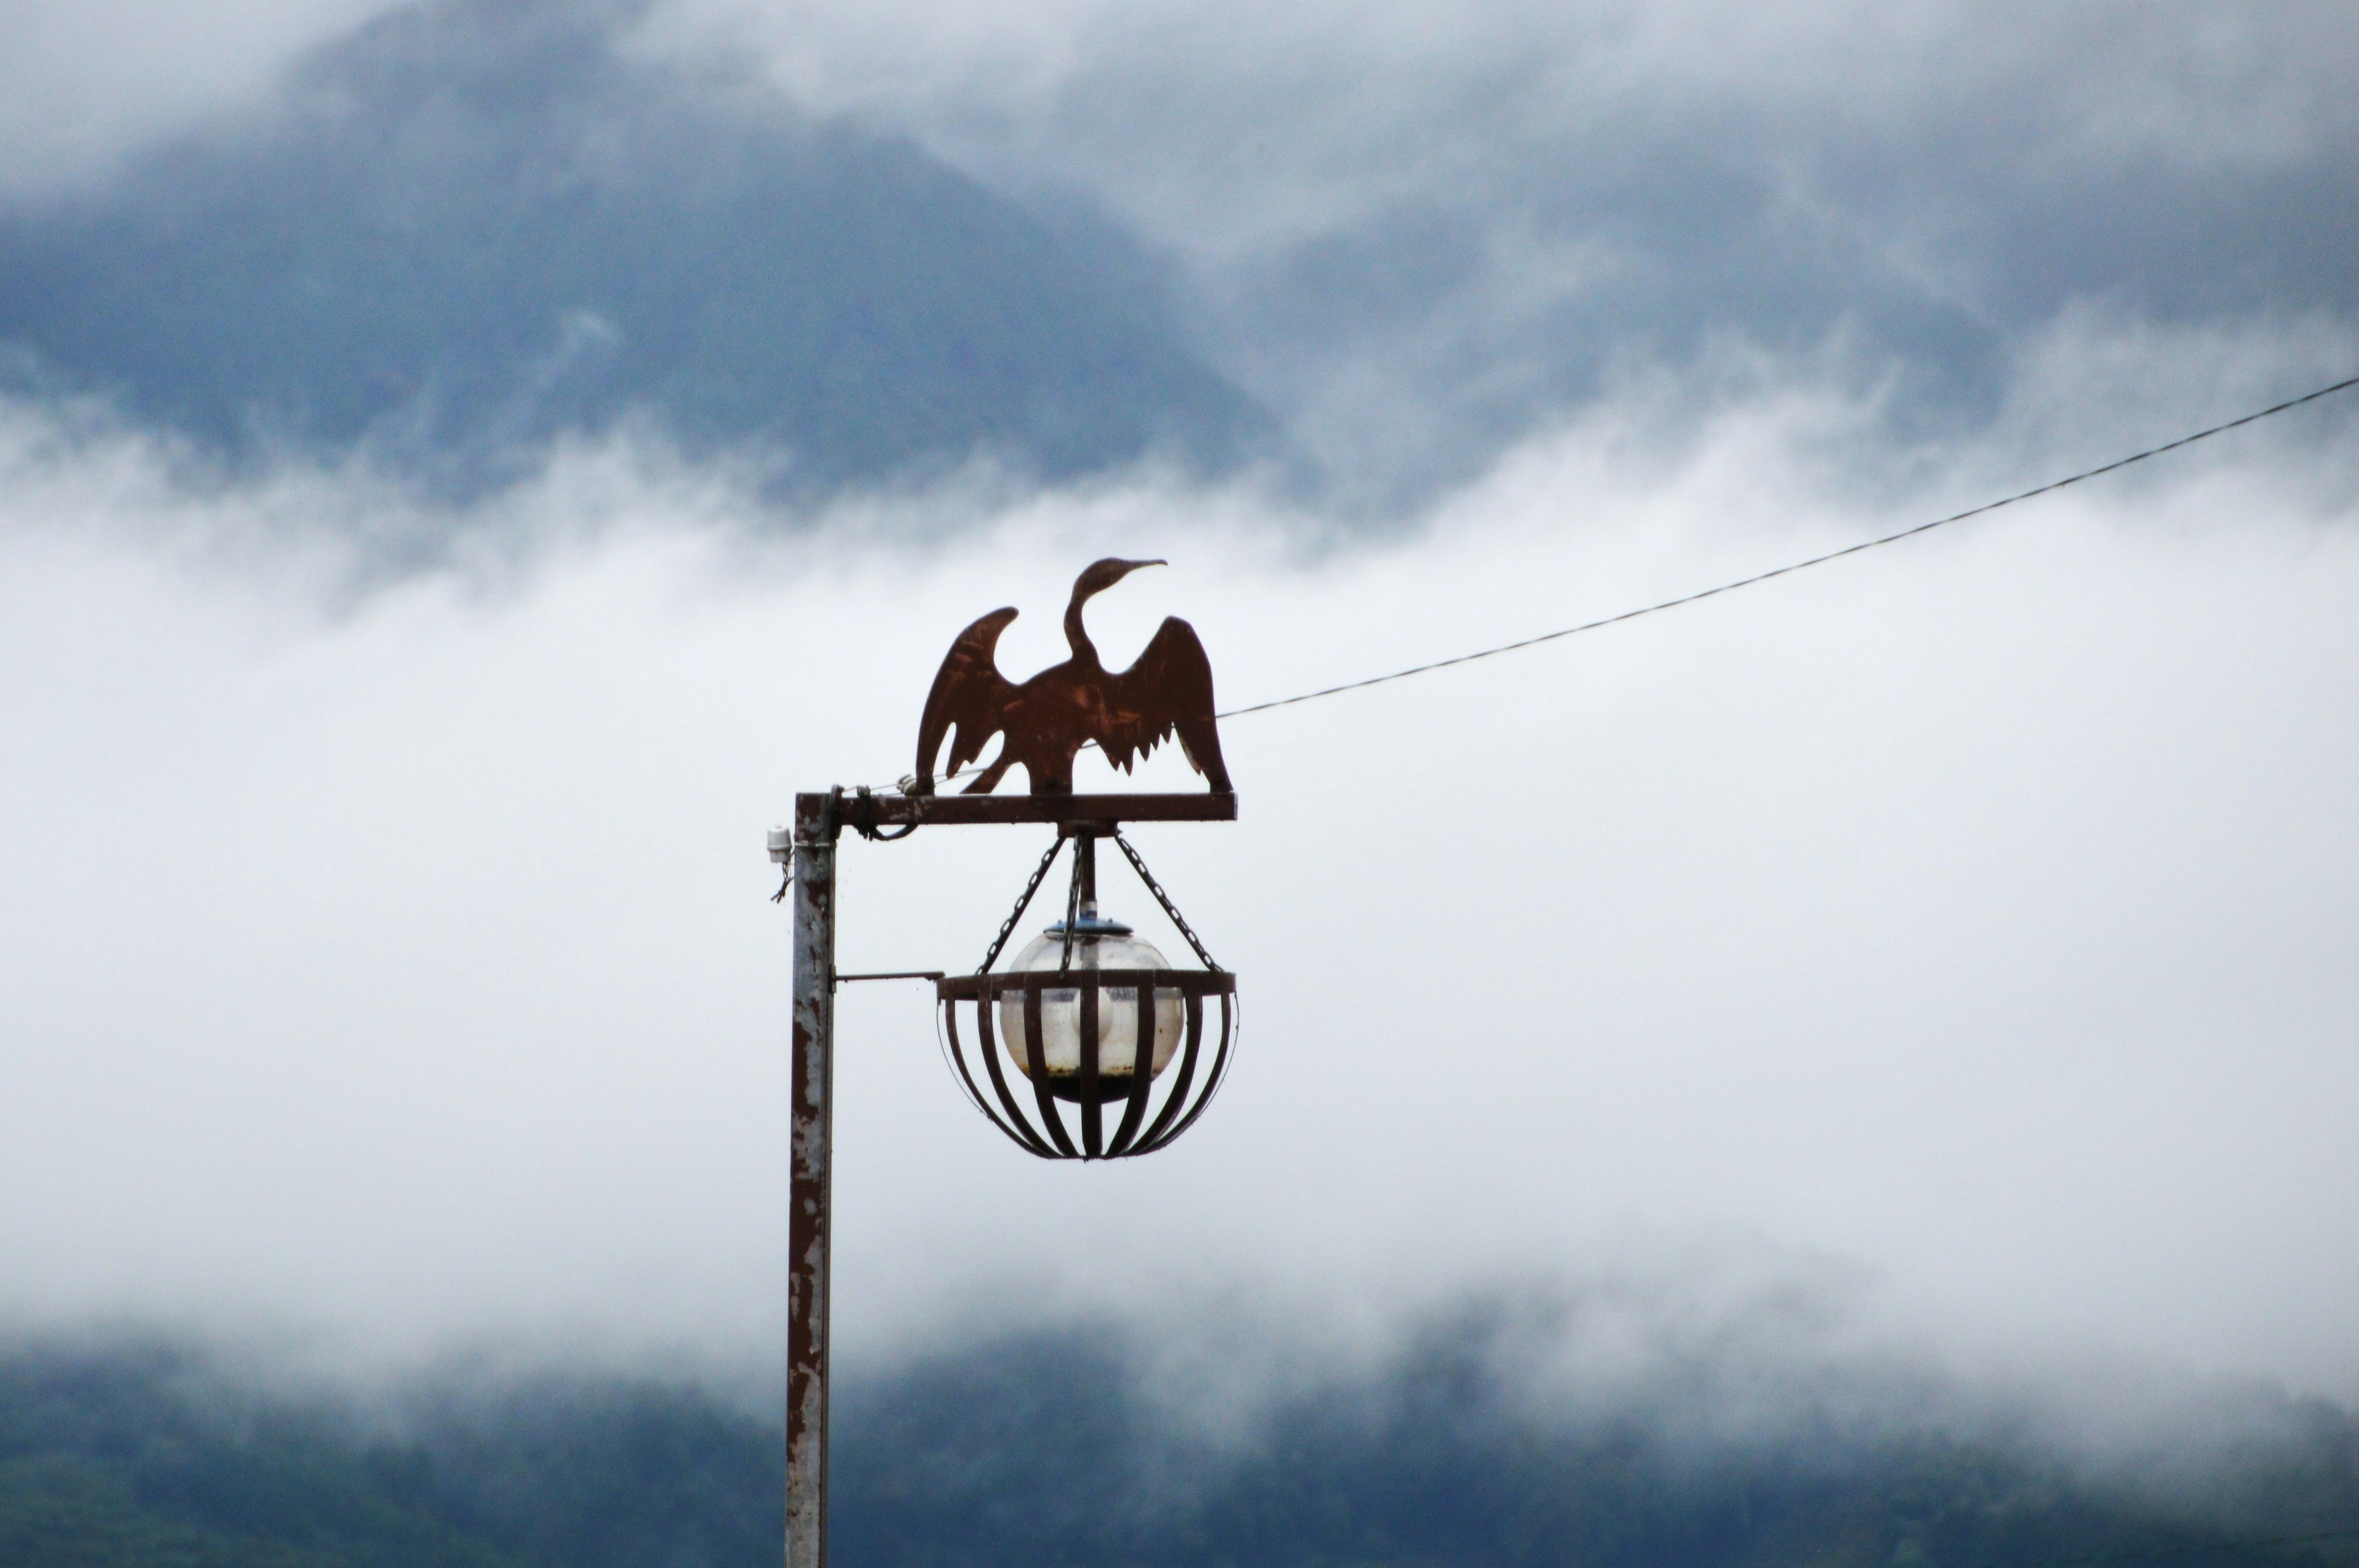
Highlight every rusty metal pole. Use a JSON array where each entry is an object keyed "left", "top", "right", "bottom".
[{"left": 786, "top": 790, "right": 839, "bottom": 1568}]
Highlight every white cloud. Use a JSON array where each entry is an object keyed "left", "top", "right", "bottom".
[
  {"left": 0, "top": 0, "right": 410, "bottom": 198},
  {"left": 644, "top": 0, "right": 2359, "bottom": 258},
  {"left": 13, "top": 0, "right": 2353, "bottom": 517},
  {"left": 2, "top": 321, "right": 2354, "bottom": 1406}
]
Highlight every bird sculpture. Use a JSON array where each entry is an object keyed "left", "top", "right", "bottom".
[{"left": 912, "top": 558, "right": 1233, "bottom": 797}]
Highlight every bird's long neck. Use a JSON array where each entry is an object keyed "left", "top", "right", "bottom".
[{"left": 1063, "top": 591, "right": 1102, "bottom": 669}]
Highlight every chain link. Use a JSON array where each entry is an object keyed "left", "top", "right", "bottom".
[
  {"left": 1057, "top": 840, "right": 1086, "bottom": 974},
  {"left": 1113, "top": 832, "right": 1221, "bottom": 971},
  {"left": 953, "top": 827, "right": 1224, "bottom": 975},
  {"left": 977, "top": 837, "right": 1066, "bottom": 974}
]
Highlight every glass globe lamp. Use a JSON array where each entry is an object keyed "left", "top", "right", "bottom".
[{"left": 996, "top": 907, "right": 1183, "bottom": 1102}]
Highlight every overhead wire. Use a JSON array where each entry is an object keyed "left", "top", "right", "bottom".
[
  {"left": 896, "top": 371, "right": 2358, "bottom": 792},
  {"left": 1217, "top": 372, "right": 2359, "bottom": 720},
  {"left": 842, "top": 386, "right": 2359, "bottom": 1557}
]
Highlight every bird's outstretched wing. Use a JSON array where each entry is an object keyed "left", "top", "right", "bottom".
[
  {"left": 913, "top": 607, "right": 1019, "bottom": 794},
  {"left": 1100, "top": 616, "right": 1232, "bottom": 792}
]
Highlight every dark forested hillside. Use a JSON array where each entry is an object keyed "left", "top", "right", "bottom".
[{"left": 5, "top": 1319, "right": 2357, "bottom": 1568}]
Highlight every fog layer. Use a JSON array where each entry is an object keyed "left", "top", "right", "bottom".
[{"left": 3, "top": 322, "right": 2354, "bottom": 1397}]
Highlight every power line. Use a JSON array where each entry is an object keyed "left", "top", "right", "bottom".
[
  {"left": 850, "top": 380, "right": 2359, "bottom": 1564},
  {"left": 893, "top": 372, "right": 2357, "bottom": 794},
  {"left": 1218, "top": 372, "right": 2359, "bottom": 720},
  {"left": 2001, "top": 1526, "right": 2359, "bottom": 1568}
]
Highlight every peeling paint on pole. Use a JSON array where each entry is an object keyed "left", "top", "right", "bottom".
[{"left": 786, "top": 792, "right": 837, "bottom": 1568}]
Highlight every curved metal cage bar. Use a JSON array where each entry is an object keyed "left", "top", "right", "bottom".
[{"left": 939, "top": 969, "right": 1237, "bottom": 1160}]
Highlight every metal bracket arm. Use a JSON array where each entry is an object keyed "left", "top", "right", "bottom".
[{"left": 798, "top": 790, "right": 1235, "bottom": 835}]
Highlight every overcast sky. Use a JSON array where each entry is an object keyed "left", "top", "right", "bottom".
[{"left": 2, "top": 0, "right": 2356, "bottom": 1431}]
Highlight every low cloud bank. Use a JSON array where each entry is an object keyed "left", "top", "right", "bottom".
[
  {"left": 2, "top": 324, "right": 2355, "bottom": 1404},
  {"left": 6, "top": 1287, "right": 2358, "bottom": 1568}
]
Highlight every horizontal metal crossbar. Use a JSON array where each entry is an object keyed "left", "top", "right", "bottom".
[
  {"left": 937, "top": 969, "right": 1236, "bottom": 1000},
  {"left": 797, "top": 790, "right": 1235, "bottom": 837}
]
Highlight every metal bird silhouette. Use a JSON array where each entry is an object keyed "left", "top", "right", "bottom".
[{"left": 913, "top": 558, "right": 1233, "bottom": 797}]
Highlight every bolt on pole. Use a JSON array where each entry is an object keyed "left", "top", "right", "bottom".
[{"left": 784, "top": 792, "right": 838, "bottom": 1568}]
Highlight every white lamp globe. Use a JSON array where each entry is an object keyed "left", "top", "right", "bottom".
[{"left": 997, "top": 909, "right": 1184, "bottom": 1101}]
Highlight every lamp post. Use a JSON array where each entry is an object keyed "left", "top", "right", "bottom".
[
  {"left": 780, "top": 792, "right": 836, "bottom": 1568},
  {"left": 769, "top": 553, "right": 1245, "bottom": 1568},
  {"left": 772, "top": 788, "right": 1237, "bottom": 1568}
]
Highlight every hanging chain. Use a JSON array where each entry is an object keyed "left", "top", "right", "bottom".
[
  {"left": 882, "top": 823, "right": 1220, "bottom": 974},
  {"left": 1057, "top": 837, "right": 1086, "bottom": 973},
  {"left": 1113, "top": 832, "right": 1221, "bottom": 972},
  {"left": 977, "top": 837, "right": 1066, "bottom": 975}
]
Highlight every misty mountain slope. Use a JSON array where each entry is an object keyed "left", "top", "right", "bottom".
[
  {"left": 1195, "top": 99, "right": 2359, "bottom": 509},
  {"left": 0, "top": 0, "right": 1270, "bottom": 501},
  {"left": 411, "top": 1376, "right": 781, "bottom": 1568},
  {"left": 712, "top": 4, "right": 2359, "bottom": 511},
  {"left": 0, "top": 1345, "right": 520, "bottom": 1567},
  {"left": 7, "top": 1320, "right": 2358, "bottom": 1568},
  {"left": 0, "top": 1342, "right": 766, "bottom": 1568},
  {"left": 831, "top": 1314, "right": 2359, "bottom": 1568}
]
